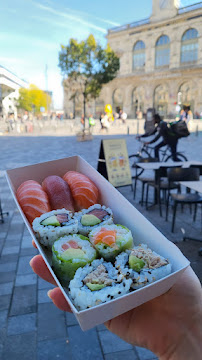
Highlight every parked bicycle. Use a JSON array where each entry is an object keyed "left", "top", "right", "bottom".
[{"left": 129, "top": 139, "right": 188, "bottom": 179}]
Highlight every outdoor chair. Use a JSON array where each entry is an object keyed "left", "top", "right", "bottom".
[
  {"left": 133, "top": 157, "right": 158, "bottom": 206},
  {"left": 0, "top": 198, "right": 9, "bottom": 223},
  {"left": 166, "top": 167, "right": 202, "bottom": 232},
  {"left": 145, "top": 165, "right": 181, "bottom": 217}
]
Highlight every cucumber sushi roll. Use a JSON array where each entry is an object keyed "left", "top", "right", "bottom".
[
  {"left": 89, "top": 224, "right": 133, "bottom": 262},
  {"left": 115, "top": 244, "right": 171, "bottom": 290},
  {"left": 52, "top": 234, "right": 97, "bottom": 285},
  {"left": 32, "top": 209, "right": 78, "bottom": 249},
  {"left": 69, "top": 258, "right": 132, "bottom": 310},
  {"left": 75, "top": 204, "right": 113, "bottom": 236}
]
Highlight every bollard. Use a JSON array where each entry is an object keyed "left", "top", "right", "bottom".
[
  {"left": 195, "top": 125, "right": 198, "bottom": 136},
  {"left": 127, "top": 126, "right": 130, "bottom": 135}
]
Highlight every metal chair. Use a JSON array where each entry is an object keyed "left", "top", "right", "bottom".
[
  {"left": 133, "top": 157, "right": 158, "bottom": 206},
  {"left": 166, "top": 167, "right": 202, "bottom": 232},
  {"left": 0, "top": 199, "right": 9, "bottom": 223},
  {"left": 145, "top": 166, "right": 181, "bottom": 217}
]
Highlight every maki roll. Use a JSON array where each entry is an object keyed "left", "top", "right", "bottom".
[
  {"left": 115, "top": 244, "right": 172, "bottom": 290},
  {"left": 32, "top": 209, "right": 78, "bottom": 249},
  {"left": 69, "top": 258, "right": 132, "bottom": 310},
  {"left": 76, "top": 204, "right": 113, "bottom": 236},
  {"left": 52, "top": 234, "right": 97, "bottom": 285},
  {"left": 89, "top": 224, "right": 133, "bottom": 262}
]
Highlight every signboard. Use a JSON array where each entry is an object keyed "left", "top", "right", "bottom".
[{"left": 97, "top": 139, "right": 132, "bottom": 187}]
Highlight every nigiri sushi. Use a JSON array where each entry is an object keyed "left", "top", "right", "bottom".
[
  {"left": 17, "top": 180, "right": 51, "bottom": 225},
  {"left": 42, "top": 175, "right": 74, "bottom": 212},
  {"left": 63, "top": 171, "right": 99, "bottom": 210}
]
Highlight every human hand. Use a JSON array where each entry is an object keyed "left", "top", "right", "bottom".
[{"left": 30, "top": 241, "right": 202, "bottom": 359}]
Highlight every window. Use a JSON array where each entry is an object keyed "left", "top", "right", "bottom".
[
  {"left": 155, "top": 35, "right": 170, "bottom": 67},
  {"left": 181, "top": 28, "right": 198, "bottom": 64},
  {"left": 133, "top": 41, "right": 145, "bottom": 70}
]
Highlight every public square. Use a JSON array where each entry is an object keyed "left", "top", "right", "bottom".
[{"left": 0, "top": 128, "right": 201, "bottom": 360}]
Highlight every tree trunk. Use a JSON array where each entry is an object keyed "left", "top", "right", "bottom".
[{"left": 83, "top": 93, "right": 86, "bottom": 130}]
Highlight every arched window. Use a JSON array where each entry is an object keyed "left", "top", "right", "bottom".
[
  {"left": 133, "top": 41, "right": 145, "bottom": 70},
  {"left": 155, "top": 35, "right": 170, "bottom": 67},
  {"left": 113, "top": 88, "right": 123, "bottom": 112},
  {"left": 181, "top": 28, "right": 198, "bottom": 64},
  {"left": 154, "top": 84, "right": 169, "bottom": 117},
  {"left": 132, "top": 87, "right": 145, "bottom": 116}
]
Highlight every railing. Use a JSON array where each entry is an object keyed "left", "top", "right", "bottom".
[
  {"left": 108, "top": 18, "right": 150, "bottom": 34},
  {"left": 178, "top": 2, "right": 202, "bottom": 14}
]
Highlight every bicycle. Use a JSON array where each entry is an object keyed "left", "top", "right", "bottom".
[{"left": 129, "top": 139, "right": 188, "bottom": 179}]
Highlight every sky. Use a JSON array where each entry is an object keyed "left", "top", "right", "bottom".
[{"left": 0, "top": 0, "right": 198, "bottom": 109}]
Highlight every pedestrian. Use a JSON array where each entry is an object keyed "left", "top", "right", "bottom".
[
  {"left": 80, "top": 114, "right": 85, "bottom": 129},
  {"left": 121, "top": 110, "right": 127, "bottom": 124},
  {"left": 99, "top": 113, "right": 104, "bottom": 130},
  {"left": 88, "top": 114, "right": 95, "bottom": 130},
  {"left": 100, "top": 113, "right": 110, "bottom": 132}
]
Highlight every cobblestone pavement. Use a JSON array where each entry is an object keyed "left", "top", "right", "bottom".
[{"left": 0, "top": 131, "right": 202, "bottom": 360}]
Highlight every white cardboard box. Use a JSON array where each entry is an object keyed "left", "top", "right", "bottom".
[{"left": 6, "top": 156, "right": 190, "bottom": 331}]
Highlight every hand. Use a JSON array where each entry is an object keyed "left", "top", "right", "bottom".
[{"left": 30, "top": 241, "right": 202, "bottom": 360}]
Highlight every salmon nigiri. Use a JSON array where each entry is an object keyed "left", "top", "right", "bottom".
[
  {"left": 42, "top": 175, "right": 74, "bottom": 212},
  {"left": 17, "top": 180, "right": 51, "bottom": 225},
  {"left": 63, "top": 171, "right": 99, "bottom": 210}
]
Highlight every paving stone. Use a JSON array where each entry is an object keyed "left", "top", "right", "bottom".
[
  {"left": 17, "top": 255, "right": 34, "bottom": 275},
  {"left": 15, "top": 273, "right": 37, "bottom": 287},
  {"left": 0, "top": 271, "right": 15, "bottom": 284},
  {"left": 104, "top": 350, "right": 139, "bottom": 360},
  {"left": 37, "top": 337, "right": 72, "bottom": 360},
  {"left": 65, "top": 312, "right": 78, "bottom": 326},
  {"left": 2, "top": 332, "right": 36, "bottom": 360},
  {"left": 20, "top": 247, "right": 38, "bottom": 256},
  {"left": 0, "top": 261, "right": 17, "bottom": 272},
  {"left": 4, "top": 239, "right": 21, "bottom": 247},
  {"left": 0, "top": 310, "right": 8, "bottom": 329},
  {"left": 21, "top": 237, "right": 33, "bottom": 249},
  {"left": 99, "top": 330, "right": 133, "bottom": 354},
  {"left": 38, "top": 289, "right": 52, "bottom": 304},
  {"left": 0, "top": 253, "right": 18, "bottom": 263},
  {"left": 0, "top": 294, "right": 11, "bottom": 310},
  {"left": 0, "top": 282, "right": 13, "bottom": 295},
  {"left": 7, "top": 313, "right": 36, "bottom": 335},
  {"left": 37, "top": 303, "right": 66, "bottom": 341},
  {"left": 38, "top": 277, "right": 55, "bottom": 290},
  {"left": 97, "top": 323, "right": 106, "bottom": 331},
  {"left": 135, "top": 346, "right": 158, "bottom": 360},
  {"left": 0, "top": 232, "right": 7, "bottom": 239},
  {"left": 68, "top": 325, "right": 103, "bottom": 360},
  {"left": 9, "top": 285, "right": 37, "bottom": 316},
  {"left": 1, "top": 246, "right": 20, "bottom": 255}
]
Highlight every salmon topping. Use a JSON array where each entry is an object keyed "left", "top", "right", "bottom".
[
  {"left": 94, "top": 228, "right": 116, "bottom": 246},
  {"left": 62, "top": 241, "right": 79, "bottom": 251}
]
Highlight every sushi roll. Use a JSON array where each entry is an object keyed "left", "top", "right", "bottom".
[
  {"left": 32, "top": 209, "right": 78, "bottom": 249},
  {"left": 52, "top": 234, "right": 97, "bottom": 285},
  {"left": 63, "top": 171, "right": 99, "bottom": 210},
  {"left": 69, "top": 258, "right": 132, "bottom": 310},
  {"left": 89, "top": 224, "right": 133, "bottom": 262},
  {"left": 115, "top": 244, "right": 172, "bottom": 290},
  {"left": 75, "top": 204, "right": 113, "bottom": 236},
  {"left": 17, "top": 180, "right": 51, "bottom": 224}
]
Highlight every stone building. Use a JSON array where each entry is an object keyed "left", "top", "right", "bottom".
[{"left": 64, "top": 1, "right": 202, "bottom": 118}]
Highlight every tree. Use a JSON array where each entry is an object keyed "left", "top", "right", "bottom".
[
  {"left": 17, "top": 84, "right": 51, "bottom": 114},
  {"left": 59, "top": 34, "right": 120, "bottom": 127}
]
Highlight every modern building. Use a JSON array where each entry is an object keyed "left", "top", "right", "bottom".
[
  {"left": 0, "top": 65, "right": 28, "bottom": 119},
  {"left": 63, "top": 1, "right": 202, "bottom": 118}
]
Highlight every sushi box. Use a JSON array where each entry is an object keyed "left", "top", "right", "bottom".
[{"left": 6, "top": 156, "right": 190, "bottom": 331}]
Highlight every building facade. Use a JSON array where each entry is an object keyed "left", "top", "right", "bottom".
[{"left": 64, "top": 1, "right": 202, "bottom": 118}]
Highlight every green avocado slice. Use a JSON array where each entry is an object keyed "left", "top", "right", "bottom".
[
  {"left": 61, "top": 248, "right": 85, "bottom": 260},
  {"left": 86, "top": 283, "right": 106, "bottom": 291},
  {"left": 81, "top": 214, "right": 101, "bottom": 226},
  {"left": 41, "top": 215, "right": 60, "bottom": 227},
  {"left": 129, "top": 254, "right": 145, "bottom": 272}
]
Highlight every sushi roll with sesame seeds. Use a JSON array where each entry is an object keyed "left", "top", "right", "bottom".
[
  {"left": 75, "top": 204, "right": 113, "bottom": 236},
  {"left": 69, "top": 258, "right": 132, "bottom": 311},
  {"left": 89, "top": 224, "right": 133, "bottom": 262},
  {"left": 52, "top": 234, "right": 97, "bottom": 285},
  {"left": 32, "top": 209, "right": 78, "bottom": 249},
  {"left": 115, "top": 244, "right": 172, "bottom": 290}
]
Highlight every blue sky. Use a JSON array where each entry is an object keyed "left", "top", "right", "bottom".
[{"left": 0, "top": 0, "right": 198, "bottom": 109}]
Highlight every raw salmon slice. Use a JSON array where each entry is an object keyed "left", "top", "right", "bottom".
[
  {"left": 62, "top": 241, "right": 79, "bottom": 251},
  {"left": 94, "top": 228, "right": 116, "bottom": 246}
]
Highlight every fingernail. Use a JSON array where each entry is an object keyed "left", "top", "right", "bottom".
[{"left": 47, "top": 290, "right": 53, "bottom": 298}]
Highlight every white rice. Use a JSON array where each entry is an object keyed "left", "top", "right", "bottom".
[
  {"left": 32, "top": 209, "right": 78, "bottom": 249},
  {"left": 75, "top": 204, "right": 113, "bottom": 235},
  {"left": 115, "top": 244, "right": 172, "bottom": 290},
  {"left": 69, "top": 259, "right": 132, "bottom": 311}
]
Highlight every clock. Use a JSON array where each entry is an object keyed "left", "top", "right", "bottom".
[{"left": 159, "top": 0, "right": 169, "bottom": 9}]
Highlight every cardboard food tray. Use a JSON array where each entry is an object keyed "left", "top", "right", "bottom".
[{"left": 6, "top": 156, "right": 190, "bottom": 331}]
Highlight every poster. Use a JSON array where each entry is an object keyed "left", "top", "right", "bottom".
[{"left": 102, "top": 139, "right": 132, "bottom": 187}]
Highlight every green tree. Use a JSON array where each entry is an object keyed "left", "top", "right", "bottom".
[
  {"left": 59, "top": 34, "right": 120, "bottom": 127},
  {"left": 17, "top": 84, "right": 51, "bottom": 114}
]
